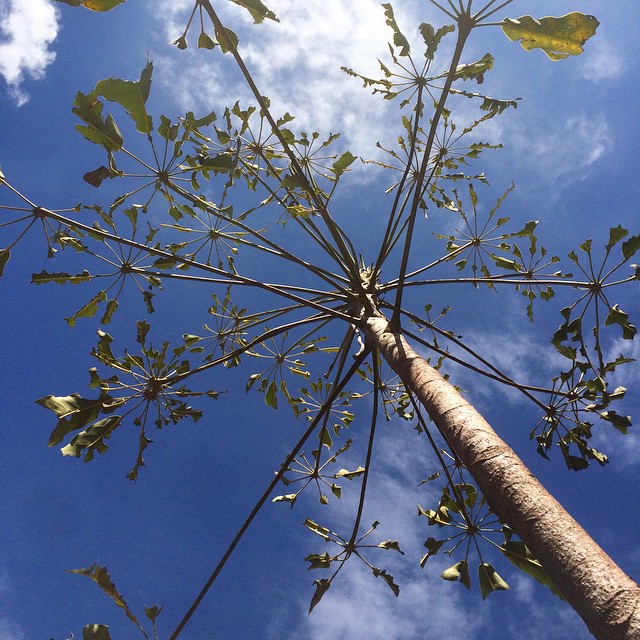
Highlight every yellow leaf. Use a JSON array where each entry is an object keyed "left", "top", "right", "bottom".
[{"left": 502, "top": 12, "right": 599, "bottom": 60}]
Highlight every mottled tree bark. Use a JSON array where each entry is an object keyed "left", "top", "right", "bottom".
[{"left": 366, "top": 316, "right": 640, "bottom": 640}]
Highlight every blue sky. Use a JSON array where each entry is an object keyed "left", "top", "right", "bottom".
[{"left": 1, "top": 1, "right": 639, "bottom": 639}]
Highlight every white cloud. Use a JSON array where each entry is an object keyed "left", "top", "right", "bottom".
[
  {"left": 0, "top": 618, "right": 25, "bottom": 640},
  {"left": 580, "top": 37, "right": 625, "bottom": 82},
  {"left": 153, "top": 0, "right": 446, "bottom": 158},
  {"left": 0, "top": 0, "right": 60, "bottom": 105},
  {"left": 590, "top": 336, "right": 640, "bottom": 468},
  {"left": 506, "top": 110, "right": 613, "bottom": 191},
  {"left": 423, "top": 305, "right": 564, "bottom": 408},
  {"left": 264, "top": 425, "right": 589, "bottom": 640}
]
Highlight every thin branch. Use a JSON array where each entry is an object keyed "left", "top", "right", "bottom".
[
  {"left": 347, "top": 354, "right": 380, "bottom": 550},
  {"left": 200, "top": 1, "right": 360, "bottom": 281},
  {"left": 390, "top": 21, "right": 474, "bottom": 330},
  {"left": 168, "top": 349, "right": 369, "bottom": 640},
  {"left": 35, "top": 206, "right": 357, "bottom": 324}
]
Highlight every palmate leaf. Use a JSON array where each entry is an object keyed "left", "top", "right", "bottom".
[{"left": 501, "top": 13, "right": 599, "bottom": 61}]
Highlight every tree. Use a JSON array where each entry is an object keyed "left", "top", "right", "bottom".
[{"left": 1, "top": 1, "right": 638, "bottom": 639}]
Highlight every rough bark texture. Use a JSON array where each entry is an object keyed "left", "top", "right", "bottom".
[{"left": 366, "top": 316, "right": 640, "bottom": 640}]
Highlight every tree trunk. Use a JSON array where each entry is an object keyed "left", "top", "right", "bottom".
[{"left": 365, "top": 316, "right": 640, "bottom": 640}]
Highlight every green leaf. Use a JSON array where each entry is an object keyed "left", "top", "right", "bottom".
[
  {"left": 478, "top": 563, "right": 509, "bottom": 599},
  {"left": 83, "top": 165, "right": 112, "bottom": 188},
  {"left": 198, "top": 32, "right": 216, "bottom": 50},
  {"left": 265, "top": 379, "right": 278, "bottom": 409},
  {"left": 491, "top": 255, "right": 520, "bottom": 272},
  {"left": 101, "top": 298, "right": 119, "bottom": 324},
  {"left": 31, "top": 269, "right": 91, "bottom": 285},
  {"left": 68, "top": 564, "right": 145, "bottom": 634},
  {"left": 144, "top": 605, "right": 163, "bottom": 622},
  {"left": 455, "top": 53, "right": 494, "bottom": 83},
  {"left": 60, "top": 415, "right": 122, "bottom": 460},
  {"left": 303, "top": 518, "right": 331, "bottom": 541},
  {"left": 417, "top": 504, "right": 451, "bottom": 526},
  {"left": 158, "top": 115, "right": 179, "bottom": 140},
  {"left": 378, "top": 540, "right": 405, "bottom": 554},
  {"left": 419, "top": 22, "right": 454, "bottom": 60},
  {"left": 0, "top": 248, "right": 10, "bottom": 277},
  {"left": 600, "top": 410, "right": 632, "bottom": 434},
  {"left": 372, "top": 567, "right": 400, "bottom": 596},
  {"left": 73, "top": 93, "right": 124, "bottom": 150},
  {"left": 94, "top": 61, "right": 153, "bottom": 133},
  {"left": 153, "top": 256, "right": 178, "bottom": 270},
  {"left": 214, "top": 24, "right": 240, "bottom": 54},
  {"left": 308, "top": 578, "right": 330, "bottom": 613},
  {"left": 82, "top": 625, "right": 113, "bottom": 640},
  {"left": 331, "top": 151, "right": 357, "bottom": 179},
  {"left": 230, "top": 0, "right": 278, "bottom": 23},
  {"left": 136, "top": 320, "right": 150, "bottom": 345},
  {"left": 622, "top": 234, "right": 640, "bottom": 260},
  {"left": 606, "top": 225, "right": 628, "bottom": 250},
  {"left": 94, "top": 329, "right": 118, "bottom": 363},
  {"left": 334, "top": 466, "right": 365, "bottom": 480},
  {"left": 84, "top": 0, "right": 126, "bottom": 8},
  {"left": 419, "top": 537, "right": 445, "bottom": 568},
  {"left": 501, "top": 13, "right": 599, "bottom": 61},
  {"left": 382, "top": 3, "right": 410, "bottom": 56},
  {"left": 305, "top": 552, "right": 332, "bottom": 570},
  {"left": 173, "top": 35, "right": 188, "bottom": 50},
  {"left": 272, "top": 493, "right": 297, "bottom": 506},
  {"left": 605, "top": 304, "right": 637, "bottom": 339},
  {"left": 501, "top": 539, "right": 565, "bottom": 600},
  {"left": 185, "top": 110, "right": 217, "bottom": 129},
  {"left": 65, "top": 290, "right": 107, "bottom": 326},
  {"left": 37, "top": 393, "right": 101, "bottom": 441},
  {"left": 200, "top": 153, "right": 235, "bottom": 172},
  {"left": 441, "top": 560, "right": 470, "bottom": 588}
]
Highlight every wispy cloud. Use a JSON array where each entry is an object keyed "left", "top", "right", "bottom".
[
  {"left": 505, "top": 110, "right": 613, "bottom": 192},
  {"left": 0, "top": 618, "right": 25, "bottom": 640},
  {"left": 264, "top": 424, "right": 588, "bottom": 640},
  {"left": 579, "top": 37, "right": 625, "bottom": 82},
  {"left": 0, "top": 0, "right": 60, "bottom": 106},
  {"left": 153, "top": 0, "right": 446, "bottom": 158},
  {"left": 590, "top": 336, "right": 640, "bottom": 468},
  {"left": 0, "top": 568, "right": 24, "bottom": 640}
]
